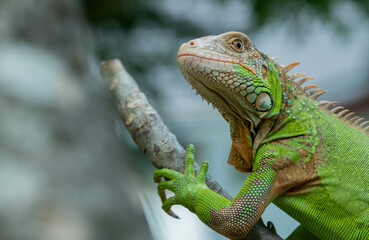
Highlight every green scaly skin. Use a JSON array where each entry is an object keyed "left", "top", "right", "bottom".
[{"left": 153, "top": 32, "right": 369, "bottom": 240}]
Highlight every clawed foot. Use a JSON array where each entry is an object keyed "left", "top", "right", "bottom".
[{"left": 153, "top": 144, "right": 209, "bottom": 218}]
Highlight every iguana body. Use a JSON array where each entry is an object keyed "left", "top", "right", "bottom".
[{"left": 153, "top": 32, "right": 369, "bottom": 239}]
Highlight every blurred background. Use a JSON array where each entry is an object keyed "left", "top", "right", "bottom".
[{"left": 0, "top": 0, "right": 368, "bottom": 239}]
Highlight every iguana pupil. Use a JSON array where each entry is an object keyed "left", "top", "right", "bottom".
[{"left": 235, "top": 41, "right": 242, "bottom": 49}]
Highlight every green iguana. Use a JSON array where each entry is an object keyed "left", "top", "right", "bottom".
[{"left": 153, "top": 32, "right": 369, "bottom": 240}]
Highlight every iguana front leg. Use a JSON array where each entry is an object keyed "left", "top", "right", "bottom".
[
  {"left": 154, "top": 145, "right": 277, "bottom": 240},
  {"left": 153, "top": 144, "right": 218, "bottom": 218}
]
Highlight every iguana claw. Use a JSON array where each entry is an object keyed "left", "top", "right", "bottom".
[
  {"left": 162, "top": 197, "right": 180, "bottom": 219},
  {"left": 153, "top": 174, "right": 180, "bottom": 219}
]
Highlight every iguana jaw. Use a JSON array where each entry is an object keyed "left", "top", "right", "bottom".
[
  {"left": 179, "top": 67, "right": 231, "bottom": 114},
  {"left": 177, "top": 53, "right": 262, "bottom": 130}
]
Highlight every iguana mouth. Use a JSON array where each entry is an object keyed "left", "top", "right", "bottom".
[{"left": 177, "top": 54, "right": 256, "bottom": 75}]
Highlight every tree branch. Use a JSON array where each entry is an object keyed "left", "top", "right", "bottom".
[{"left": 100, "top": 59, "right": 282, "bottom": 240}]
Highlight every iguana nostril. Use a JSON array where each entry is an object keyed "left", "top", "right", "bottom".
[{"left": 189, "top": 40, "right": 196, "bottom": 47}]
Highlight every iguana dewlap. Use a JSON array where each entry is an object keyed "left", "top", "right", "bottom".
[{"left": 154, "top": 32, "right": 369, "bottom": 240}]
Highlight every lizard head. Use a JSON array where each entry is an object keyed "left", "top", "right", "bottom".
[
  {"left": 177, "top": 32, "right": 283, "bottom": 172},
  {"left": 177, "top": 32, "right": 282, "bottom": 131}
]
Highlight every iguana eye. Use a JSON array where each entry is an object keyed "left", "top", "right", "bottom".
[{"left": 232, "top": 39, "right": 244, "bottom": 52}]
